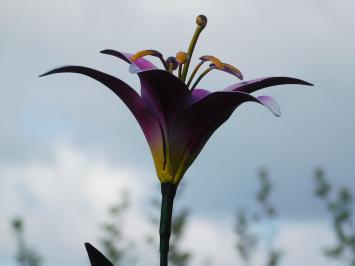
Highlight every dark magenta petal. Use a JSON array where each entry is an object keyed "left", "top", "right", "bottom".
[
  {"left": 100, "top": 49, "right": 157, "bottom": 72},
  {"left": 191, "top": 88, "right": 211, "bottom": 103},
  {"left": 40, "top": 66, "right": 164, "bottom": 172},
  {"left": 177, "top": 88, "right": 211, "bottom": 108},
  {"left": 85, "top": 243, "right": 113, "bottom": 266},
  {"left": 40, "top": 66, "right": 150, "bottom": 125},
  {"left": 169, "top": 91, "right": 280, "bottom": 178},
  {"left": 256, "top": 95, "right": 281, "bottom": 117},
  {"left": 224, "top": 77, "right": 313, "bottom": 93},
  {"left": 137, "top": 69, "right": 190, "bottom": 130}
]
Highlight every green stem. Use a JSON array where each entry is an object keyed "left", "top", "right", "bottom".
[
  {"left": 181, "top": 26, "right": 203, "bottom": 82},
  {"left": 159, "top": 183, "right": 177, "bottom": 266}
]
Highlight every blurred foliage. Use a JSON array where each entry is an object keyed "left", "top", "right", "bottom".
[
  {"left": 11, "top": 168, "right": 355, "bottom": 266},
  {"left": 99, "top": 190, "right": 137, "bottom": 266},
  {"left": 146, "top": 184, "right": 192, "bottom": 266},
  {"left": 235, "top": 169, "right": 282, "bottom": 266},
  {"left": 314, "top": 168, "right": 355, "bottom": 265},
  {"left": 11, "top": 217, "right": 42, "bottom": 266}
]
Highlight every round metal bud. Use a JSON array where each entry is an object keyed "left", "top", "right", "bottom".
[
  {"left": 166, "top": 56, "right": 179, "bottom": 70},
  {"left": 196, "top": 15, "right": 208, "bottom": 28},
  {"left": 175, "top": 51, "right": 189, "bottom": 64}
]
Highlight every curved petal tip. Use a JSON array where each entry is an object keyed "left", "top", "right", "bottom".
[
  {"left": 257, "top": 95, "right": 281, "bottom": 117},
  {"left": 99, "top": 49, "right": 131, "bottom": 64},
  {"left": 294, "top": 79, "right": 314, "bottom": 86},
  {"left": 39, "top": 66, "right": 71, "bottom": 77},
  {"left": 100, "top": 49, "right": 110, "bottom": 54},
  {"left": 39, "top": 65, "right": 94, "bottom": 78}
]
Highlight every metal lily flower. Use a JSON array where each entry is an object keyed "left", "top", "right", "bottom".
[{"left": 41, "top": 15, "right": 312, "bottom": 266}]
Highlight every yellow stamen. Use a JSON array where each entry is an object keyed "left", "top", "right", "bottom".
[
  {"left": 131, "top": 49, "right": 161, "bottom": 61},
  {"left": 181, "top": 15, "right": 208, "bottom": 82},
  {"left": 199, "top": 55, "right": 224, "bottom": 69},
  {"left": 131, "top": 49, "right": 168, "bottom": 70},
  {"left": 222, "top": 63, "right": 243, "bottom": 80},
  {"left": 187, "top": 55, "right": 224, "bottom": 88}
]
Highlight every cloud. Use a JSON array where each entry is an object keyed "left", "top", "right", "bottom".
[
  {"left": 181, "top": 217, "right": 337, "bottom": 266},
  {"left": 0, "top": 139, "right": 154, "bottom": 266}
]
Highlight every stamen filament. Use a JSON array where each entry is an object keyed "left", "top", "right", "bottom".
[
  {"left": 190, "top": 66, "right": 215, "bottom": 92},
  {"left": 168, "top": 63, "right": 174, "bottom": 73},
  {"left": 186, "top": 61, "right": 205, "bottom": 87},
  {"left": 159, "top": 58, "right": 169, "bottom": 71},
  {"left": 178, "top": 64, "right": 182, "bottom": 79}
]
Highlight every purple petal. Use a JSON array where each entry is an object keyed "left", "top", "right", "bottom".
[
  {"left": 137, "top": 69, "right": 190, "bottom": 131},
  {"left": 182, "top": 88, "right": 211, "bottom": 106},
  {"left": 191, "top": 88, "right": 211, "bottom": 102},
  {"left": 100, "top": 49, "right": 157, "bottom": 71},
  {"left": 257, "top": 95, "right": 281, "bottom": 117},
  {"left": 40, "top": 66, "right": 164, "bottom": 173},
  {"left": 224, "top": 77, "right": 313, "bottom": 93},
  {"left": 222, "top": 65, "right": 244, "bottom": 80},
  {"left": 169, "top": 91, "right": 280, "bottom": 179}
]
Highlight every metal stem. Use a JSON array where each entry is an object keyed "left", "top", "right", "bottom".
[{"left": 159, "top": 183, "right": 177, "bottom": 266}]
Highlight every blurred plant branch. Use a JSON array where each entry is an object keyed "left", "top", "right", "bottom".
[
  {"left": 11, "top": 217, "right": 42, "bottom": 266},
  {"left": 99, "top": 190, "right": 137, "bottom": 266},
  {"left": 314, "top": 168, "right": 355, "bottom": 265},
  {"left": 235, "top": 168, "right": 283, "bottom": 266}
]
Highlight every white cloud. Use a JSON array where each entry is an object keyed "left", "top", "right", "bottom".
[
  {"left": 182, "top": 217, "right": 338, "bottom": 266},
  {"left": 0, "top": 139, "right": 153, "bottom": 266},
  {"left": 276, "top": 221, "right": 339, "bottom": 266}
]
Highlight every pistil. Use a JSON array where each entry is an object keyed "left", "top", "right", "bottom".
[{"left": 181, "top": 15, "right": 208, "bottom": 82}]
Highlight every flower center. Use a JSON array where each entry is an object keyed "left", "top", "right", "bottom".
[{"left": 130, "top": 15, "right": 243, "bottom": 91}]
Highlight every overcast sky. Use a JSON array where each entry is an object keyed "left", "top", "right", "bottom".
[{"left": 1, "top": 0, "right": 355, "bottom": 266}]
